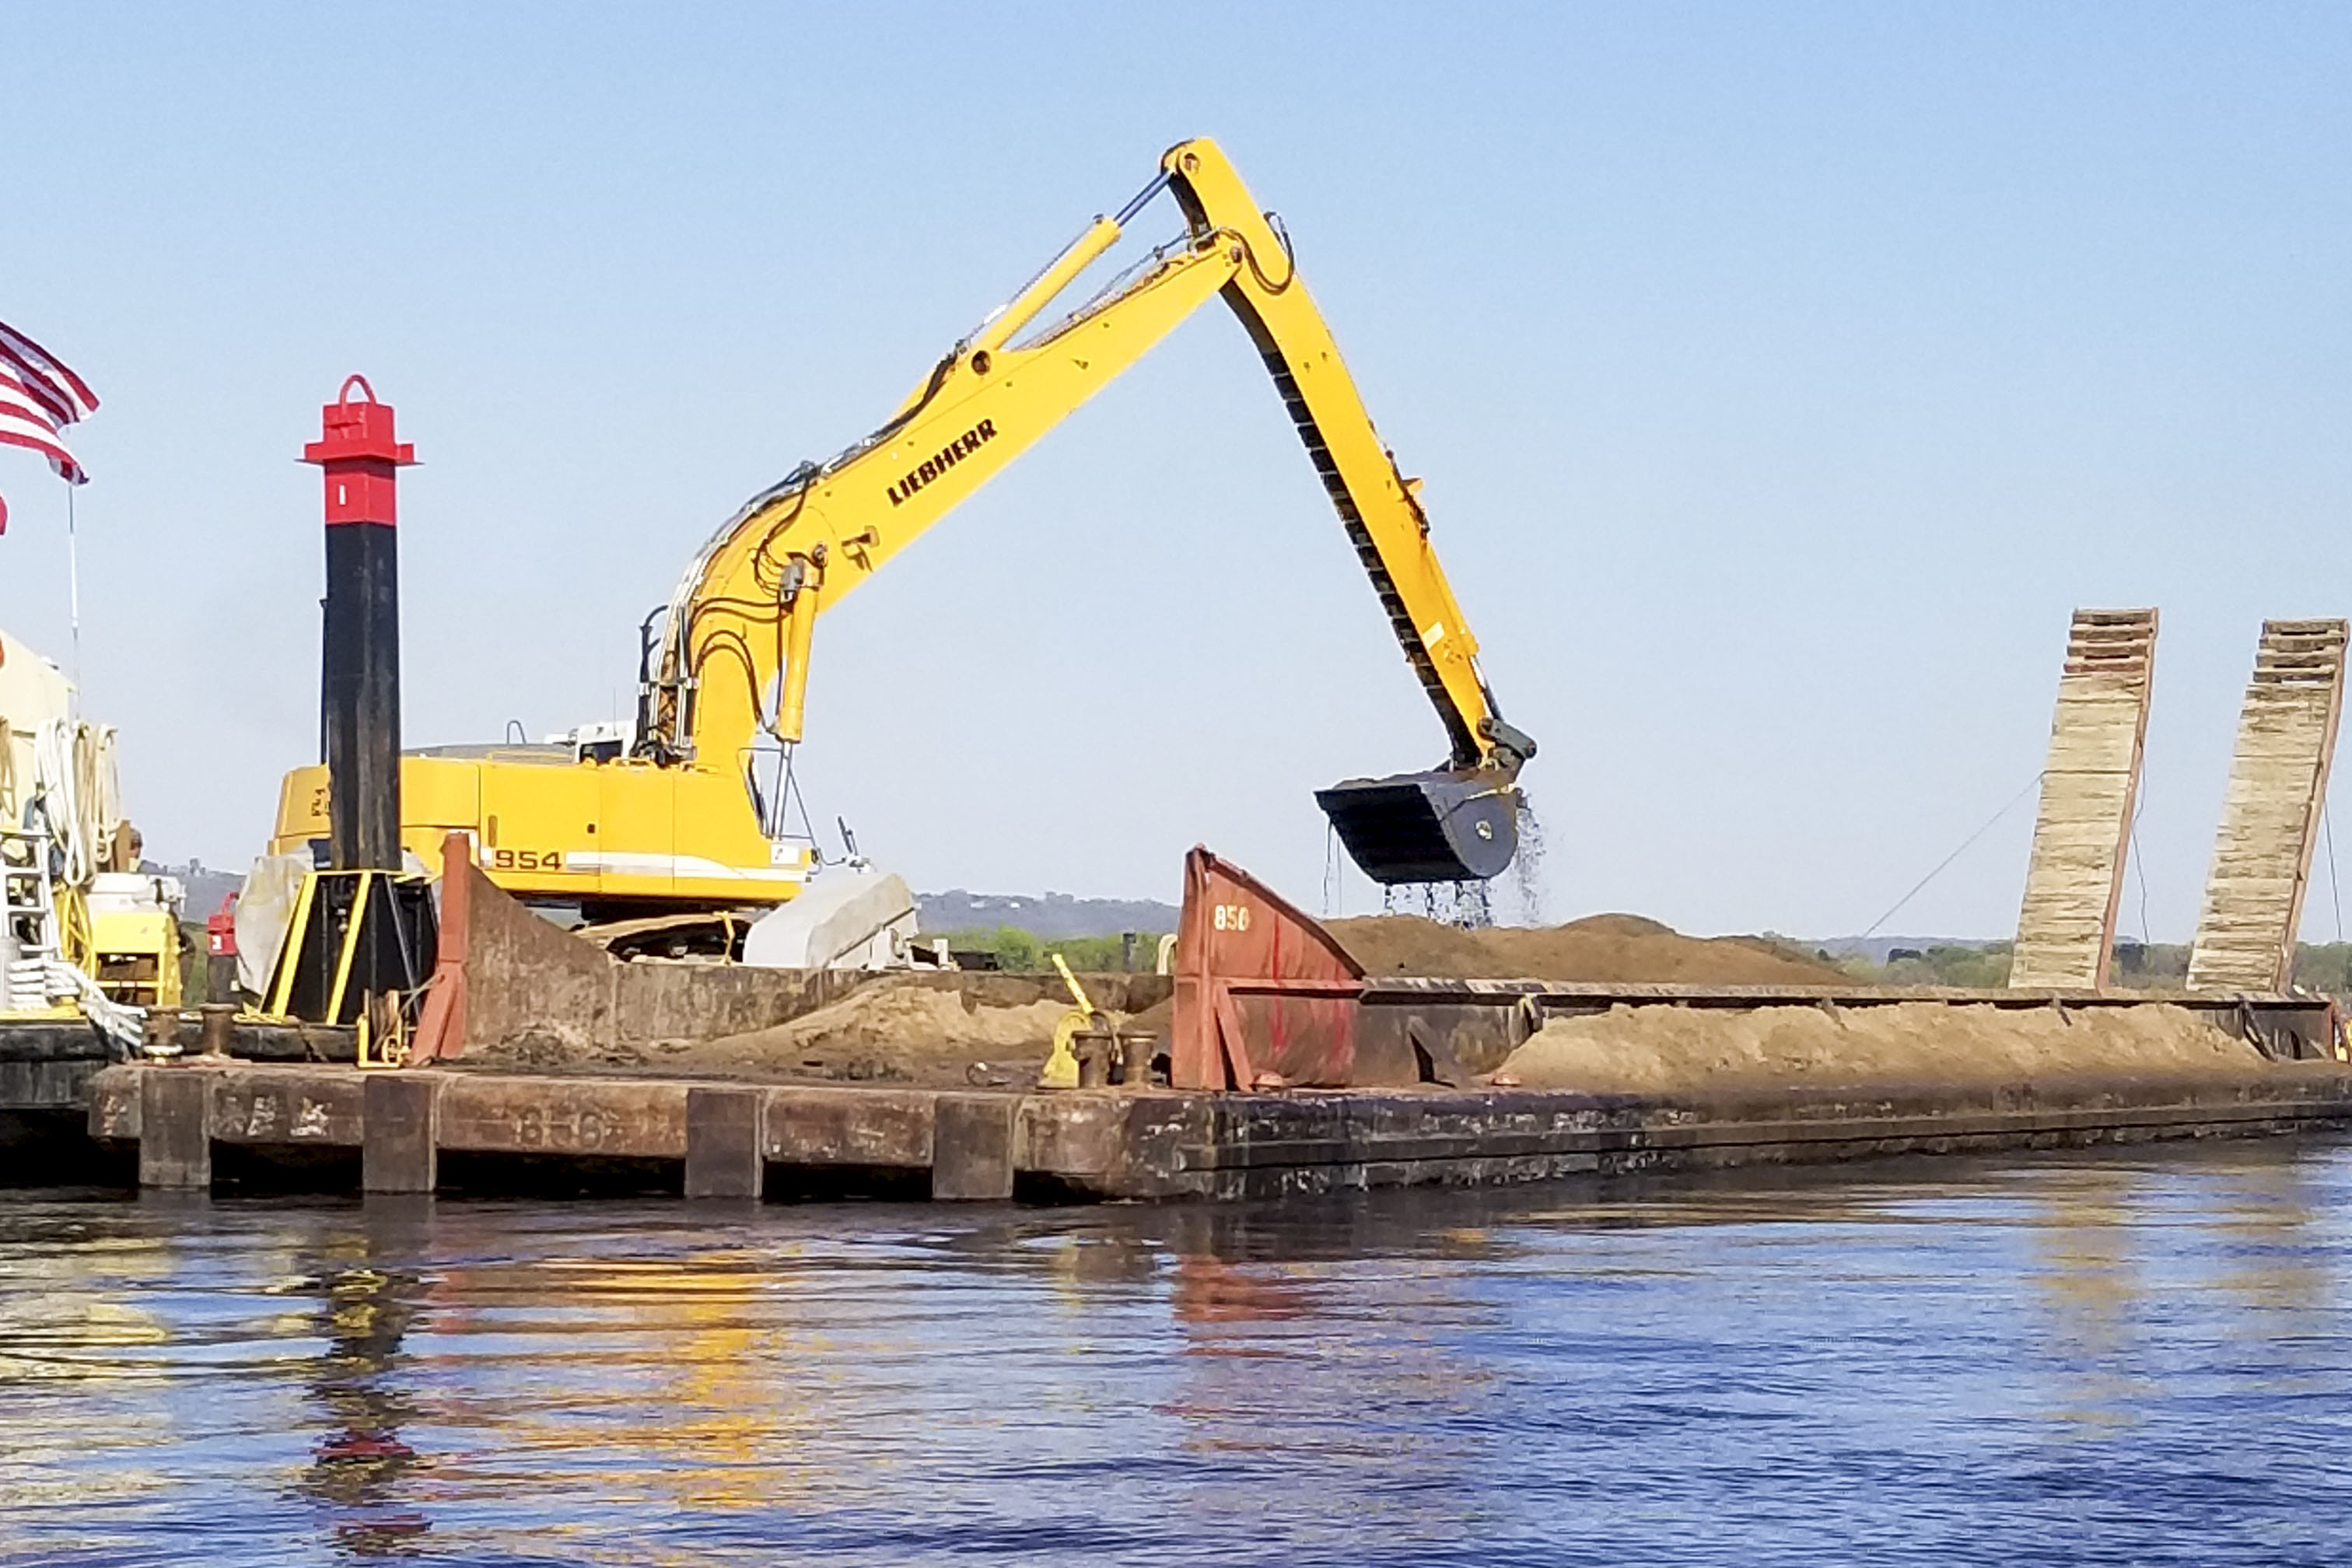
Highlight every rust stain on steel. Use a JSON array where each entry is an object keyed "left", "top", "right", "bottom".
[
  {"left": 760, "top": 1086, "right": 934, "bottom": 1167},
  {"left": 408, "top": 828, "right": 473, "bottom": 1063},
  {"left": 1076, "top": 1068, "right": 2352, "bottom": 1202},
  {"left": 89, "top": 1062, "right": 366, "bottom": 1146},
  {"left": 436, "top": 1075, "right": 690, "bottom": 1158},
  {"left": 212, "top": 1067, "right": 362, "bottom": 1145},
  {"left": 1171, "top": 845, "right": 1365, "bottom": 1090},
  {"left": 1017, "top": 1091, "right": 1135, "bottom": 1178},
  {"left": 77, "top": 1046, "right": 2352, "bottom": 1208},
  {"left": 87, "top": 1075, "right": 141, "bottom": 1140}
]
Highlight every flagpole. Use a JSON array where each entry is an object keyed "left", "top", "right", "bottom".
[{"left": 66, "top": 485, "right": 81, "bottom": 715}]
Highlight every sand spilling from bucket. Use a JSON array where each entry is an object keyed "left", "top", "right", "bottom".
[
  {"left": 1326, "top": 913, "right": 1845, "bottom": 985},
  {"left": 1493, "top": 1000, "right": 2264, "bottom": 1094}
]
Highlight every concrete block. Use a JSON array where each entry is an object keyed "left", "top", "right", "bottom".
[
  {"left": 932, "top": 1093, "right": 1019, "bottom": 1201},
  {"left": 362, "top": 1073, "right": 440, "bottom": 1194},
  {"left": 684, "top": 1087, "right": 765, "bottom": 1199},
  {"left": 138, "top": 1069, "right": 212, "bottom": 1189}
]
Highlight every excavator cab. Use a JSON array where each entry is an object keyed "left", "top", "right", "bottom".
[{"left": 1316, "top": 766, "right": 1522, "bottom": 885}]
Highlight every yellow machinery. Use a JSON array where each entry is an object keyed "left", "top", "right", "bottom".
[
  {"left": 270, "top": 138, "right": 1535, "bottom": 936},
  {"left": 88, "top": 876, "right": 184, "bottom": 1010},
  {"left": 260, "top": 866, "right": 436, "bottom": 1064},
  {"left": 1040, "top": 953, "right": 1105, "bottom": 1091},
  {"left": 4, "top": 624, "right": 177, "bottom": 1028}
]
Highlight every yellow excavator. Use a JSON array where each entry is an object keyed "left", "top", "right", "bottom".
[{"left": 269, "top": 138, "right": 1535, "bottom": 934}]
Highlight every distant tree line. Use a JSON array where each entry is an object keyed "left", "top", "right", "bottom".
[
  {"left": 940, "top": 919, "right": 2352, "bottom": 994},
  {"left": 936, "top": 925, "right": 1166, "bottom": 973},
  {"left": 1832, "top": 942, "right": 2018, "bottom": 988},
  {"left": 1831, "top": 939, "right": 2352, "bottom": 993}
]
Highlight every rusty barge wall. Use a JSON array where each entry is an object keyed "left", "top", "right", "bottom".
[
  {"left": 457, "top": 860, "right": 1167, "bottom": 1060},
  {"left": 79, "top": 1054, "right": 2352, "bottom": 1203},
  {"left": 18, "top": 846, "right": 2352, "bottom": 1204}
]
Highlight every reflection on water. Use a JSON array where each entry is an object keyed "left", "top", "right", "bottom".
[
  {"left": 300, "top": 1256, "right": 427, "bottom": 1556},
  {"left": 5, "top": 1141, "right": 2352, "bottom": 1565}
]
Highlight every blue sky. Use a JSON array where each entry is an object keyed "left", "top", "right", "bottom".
[{"left": 4, "top": 4, "right": 2350, "bottom": 938}]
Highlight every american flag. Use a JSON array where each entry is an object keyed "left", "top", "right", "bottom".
[{"left": 0, "top": 319, "right": 101, "bottom": 535}]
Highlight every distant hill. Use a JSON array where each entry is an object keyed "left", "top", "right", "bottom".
[
  {"left": 919, "top": 890, "right": 1178, "bottom": 940},
  {"left": 150, "top": 866, "right": 1181, "bottom": 939},
  {"left": 149, "top": 859, "right": 243, "bottom": 920}
]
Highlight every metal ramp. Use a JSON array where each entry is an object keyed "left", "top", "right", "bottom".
[
  {"left": 2187, "top": 619, "right": 2350, "bottom": 991},
  {"left": 2009, "top": 609, "right": 2158, "bottom": 989}
]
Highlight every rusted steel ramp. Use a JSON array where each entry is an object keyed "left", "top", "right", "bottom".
[
  {"left": 2010, "top": 609, "right": 2158, "bottom": 989},
  {"left": 2188, "top": 619, "right": 2350, "bottom": 991}
]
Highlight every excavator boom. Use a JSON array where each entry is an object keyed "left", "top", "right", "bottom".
[{"left": 648, "top": 138, "right": 1535, "bottom": 884}]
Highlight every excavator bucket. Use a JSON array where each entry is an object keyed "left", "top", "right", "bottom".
[{"left": 1314, "top": 767, "right": 1521, "bottom": 885}]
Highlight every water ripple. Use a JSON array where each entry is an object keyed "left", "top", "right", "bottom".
[{"left": 4, "top": 1142, "right": 2351, "bottom": 1564}]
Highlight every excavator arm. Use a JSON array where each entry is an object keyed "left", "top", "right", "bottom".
[{"left": 645, "top": 138, "right": 1535, "bottom": 884}]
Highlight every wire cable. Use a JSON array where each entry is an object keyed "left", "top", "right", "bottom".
[
  {"left": 1860, "top": 772, "right": 2045, "bottom": 942},
  {"left": 2326, "top": 797, "right": 2343, "bottom": 945},
  {"left": 2126, "top": 779, "right": 2152, "bottom": 946}
]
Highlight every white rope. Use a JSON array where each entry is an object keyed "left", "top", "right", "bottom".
[
  {"left": 32, "top": 718, "right": 89, "bottom": 884},
  {"left": 44, "top": 957, "right": 143, "bottom": 1056},
  {"left": 26, "top": 717, "right": 121, "bottom": 883}
]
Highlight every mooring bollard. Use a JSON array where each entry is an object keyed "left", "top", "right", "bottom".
[
  {"left": 1118, "top": 1032, "right": 1153, "bottom": 1087},
  {"left": 684, "top": 1087, "right": 765, "bottom": 1199},
  {"left": 141, "top": 1010, "right": 184, "bottom": 1059},
  {"left": 932, "top": 1094, "right": 1018, "bottom": 1201},
  {"left": 198, "top": 1003, "right": 236, "bottom": 1059}
]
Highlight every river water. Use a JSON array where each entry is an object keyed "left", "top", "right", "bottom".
[{"left": 4, "top": 1140, "right": 2350, "bottom": 1566}]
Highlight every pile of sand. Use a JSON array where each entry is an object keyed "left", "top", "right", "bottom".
[
  {"left": 1493, "top": 1000, "right": 2266, "bottom": 1094},
  {"left": 643, "top": 983, "right": 1071, "bottom": 1086},
  {"left": 1326, "top": 913, "right": 1845, "bottom": 985}
]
